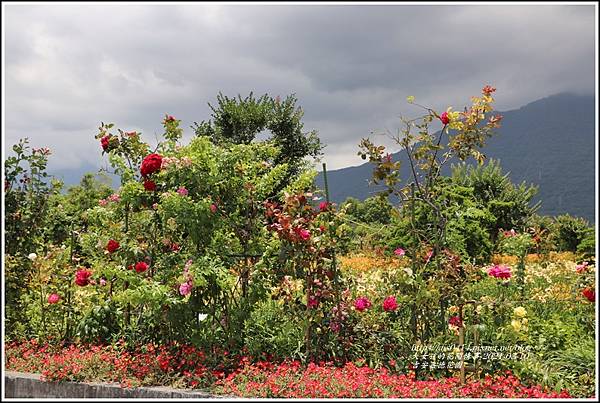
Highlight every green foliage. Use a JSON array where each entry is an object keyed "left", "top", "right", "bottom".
[
  {"left": 244, "top": 299, "right": 305, "bottom": 361},
  {"left": 4, "top": 139, "right": 63, "bottom": 339},
  {"left": 551, "top": 214, "right": 594, "bottom": 253},
  {"left": 451, "top": 159, "right": 539, "bottom": 241},
  {"left": 193, "top": 92, "right": 323, "bottom": 185}
]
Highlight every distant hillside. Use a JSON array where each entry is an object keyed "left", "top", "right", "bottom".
[{"left": 316, "top": 93, "right": 596, "bottom": 223}]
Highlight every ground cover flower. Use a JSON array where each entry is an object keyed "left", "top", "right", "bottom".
[{"left": 4, "top": 341, "right": 577, "bottom": 398}]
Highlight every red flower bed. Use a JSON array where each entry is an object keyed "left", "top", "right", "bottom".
[
  {"left": 4, "top": 340, "right": 573, "bottom": 398},
  {"left": 216, "top": 361, "right": 573, "bottom": 398}
]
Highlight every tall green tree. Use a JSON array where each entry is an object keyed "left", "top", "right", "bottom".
[{"left": 193, "top": 93, "right": 323, "bottom": 186}]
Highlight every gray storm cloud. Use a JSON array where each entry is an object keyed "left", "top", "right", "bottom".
[{"left": 3, "top": 3, "right": 596, "bottom": 173}]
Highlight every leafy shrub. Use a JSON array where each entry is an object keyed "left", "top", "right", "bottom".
[
  {"left": 243, "top": 299, "right": 305, "bottom": 361},
  {"left": 551, "top": 214, "right": 594, "bottom": 253}
]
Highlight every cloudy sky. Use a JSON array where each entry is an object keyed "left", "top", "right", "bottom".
[{"left": 2, "top": 3, "right": 596, "bottom": 176}]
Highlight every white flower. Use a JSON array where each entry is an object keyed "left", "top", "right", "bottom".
[
  {"left": 198, "top": 313, "right": 208, "bottom": 322},
  {"left": 28, "top": 253, "right": 37, "bottom": 261}
]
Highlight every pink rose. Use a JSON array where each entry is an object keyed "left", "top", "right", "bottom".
[
  {"left": 47, "top": 293, "right": 60, "bottom": 304},
  {"left": 394, "top": 248, "right": 405, "bottom": 257},
  {"left": 179, "top": 282, "right": 193, "bottom": 296}
]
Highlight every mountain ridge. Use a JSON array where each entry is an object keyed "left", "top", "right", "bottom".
[{"left": 315, "top": 92, "right": 596, "bottom": 223}]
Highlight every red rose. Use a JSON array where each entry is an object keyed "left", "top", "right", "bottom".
[
  {"left": 100, "top": 135, "right": 110, "bottom": 151},
  {"left": 140, "top": 153, "right": 163, "bottom": 177},
  {"left": 134, "top": 261, "right": 149, "bottom": 273},
  {"left": 449, "top": 315, "right": 463, "bottom": 328},
  {"left": 439, "top": 112, "right": 450, "bottom": 125},
  {"left": 582, "top": 287, "right": 595, "bottom": 302},
  {"left": 75, "top": 269, "right": 92, "bottom": 286},
  {"left": 170, "top": 243, "right": 180, "bottom": 252},
  {"left": 143, "top": 179, "right": 157, "bottom": 191},
  {"left": 106, "top": 239, "right": 120, "bottom": 253}
]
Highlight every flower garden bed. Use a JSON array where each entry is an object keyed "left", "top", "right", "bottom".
[{"left": 4, "top": 340, "right": 576, "bottom": 399}]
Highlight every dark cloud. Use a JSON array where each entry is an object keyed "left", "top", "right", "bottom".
[{"left": 3, "top": 3, "right": 596, "bottom": 172}]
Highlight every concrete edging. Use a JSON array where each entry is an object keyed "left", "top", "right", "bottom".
[{"left": 4, "top": 371, "right": 231, "bottom": 399}]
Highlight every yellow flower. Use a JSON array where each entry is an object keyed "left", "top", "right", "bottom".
[
  {"left": 511, "top": 319, "right": 522, "bottom": 332},
  {"left": 513, "top": 306, "right": 527, "bottom": 318},
  {"left": 448, "top": 305, "right": 459, "bottom": 314},
  {"left": 521, "top": 318, "right": 528, "bottom": 326},
  {"left": 406, "top": 95, "right": 415, "bottom": 104}
]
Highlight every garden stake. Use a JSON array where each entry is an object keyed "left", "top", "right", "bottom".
[
  {"left": 459, "top": 305, "right": 465, "bottom": 385},
  {"left": 322, "top": 162, "right": 340, "bottom": 302}
]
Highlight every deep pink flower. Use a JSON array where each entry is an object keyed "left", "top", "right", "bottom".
[
  {"left": 394, "top": 248, "right": 405, "bottom": 257},
  {"left": 298, "top": 228, "right": 311, "bottom": 241},
  {"left": 319, "top": 201, "right": 329, "bottom": 212},
  {"left": 354, "top": 296, "right": 372, "bottom": 312},
  {"left": 383, "top": 296, "right": 398, "bottom": 312},
  {"left": 134, "top": 262, "right": 149, "bottom": 273},
  {"left": 47, "top": 293, "right": 60, "bottom": 304},
  {"left": 177, "top": 187, "right": 188, "bottom": 196},
  {"left": 75, "top": 269, "right": 92, "bottom": 286},
  {"left": 210, "top": 204, "right": 218, "bottom": 213},
  {"left": 487, "top": 264, "right": 512, "bottom": 279},
  {"left": 439, "top": 112, "right": 450, "bottom": 125},
  {"left": 307, "top": 296, "right": 319, "bottom": 309}
]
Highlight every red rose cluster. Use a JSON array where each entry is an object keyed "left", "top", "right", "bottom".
[{"left": 140, "top": 154, "right": 163, "bottom": 177}]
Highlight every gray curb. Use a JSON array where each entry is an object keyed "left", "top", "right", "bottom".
[{"left": 4, "top": 371, "right": 233, "bottom": 399}]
